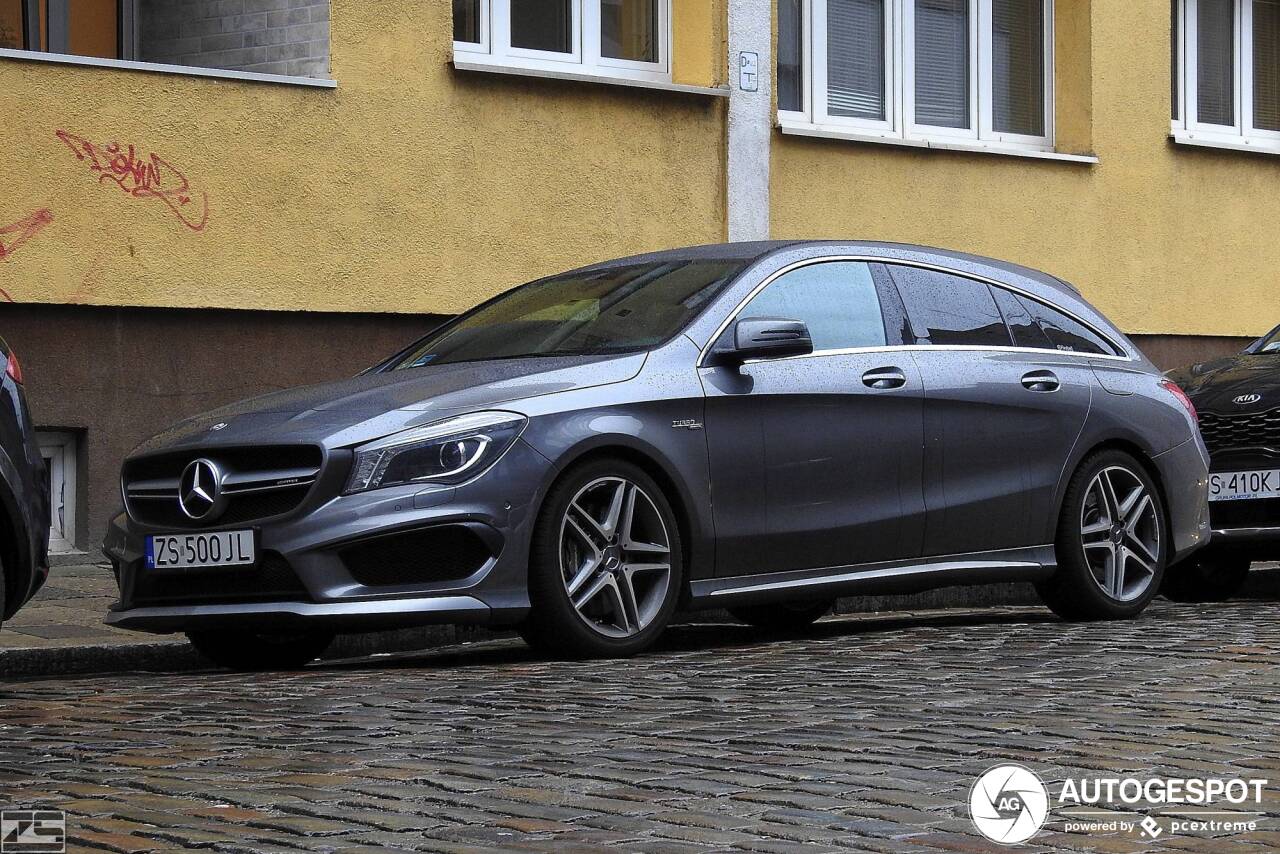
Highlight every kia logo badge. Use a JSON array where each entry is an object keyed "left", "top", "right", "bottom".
[{"left": 1234, "top": 394, "right": 1263, "bottom": 405}]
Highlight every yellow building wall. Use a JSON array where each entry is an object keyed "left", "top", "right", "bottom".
[
  {"left": 0, "top": 0, "right": 727, "bottom": 313},
  {"left": 770, "top": 0, "right": 1278, "bottom": 338}
]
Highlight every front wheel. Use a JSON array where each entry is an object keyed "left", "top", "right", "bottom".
[
  {"left": 729, "top": 599, "right": 834, "bottom": 631},
  {"left": 522, "top": 459, "right": 683, "bottom": 659},
  {"left": 1162, "top": 554, "right": 1251, "bottom": 602},
  {"left": 1037, "top": 451, "right": 1167, "bottom": 621},
  {"left": 187, "top": 630, "right": 333, "bottom": 671}
]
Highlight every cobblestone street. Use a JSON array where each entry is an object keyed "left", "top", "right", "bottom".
[{"left": 1, "top": 597, "right": 1278, "bottom": 853}]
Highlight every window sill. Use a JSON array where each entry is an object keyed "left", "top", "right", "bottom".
[
  {"left": 1170, "top": 129, "right": 1280, "bottom": 156},
  {"left": 453, "top": 53, "right": 729, "bottom": 98},
  {"left": 0, "top": 48, "right": 336, "bottom": 88},
  {"left": 777, "top": 118, "right": 1099, "bottom": 164}
]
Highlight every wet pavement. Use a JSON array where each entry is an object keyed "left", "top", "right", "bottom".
[{"left": 1, "top": 592, "right": 1278, "bottom": 852}]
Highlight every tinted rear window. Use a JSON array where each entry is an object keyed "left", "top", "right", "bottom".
[
  {"left": 887, "top": 265, "right": 1012, "bottom": 347},
  {"left": 1015, "top": 294, "right": 1118, "bottom": 355},
  {"left": 992, "top": 287, "right": 1053, "bottom": 349}
]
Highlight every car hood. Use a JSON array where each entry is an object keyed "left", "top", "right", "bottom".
[
  {"left": 130, "top": 354, "right": 646, "bottom": 457},
  {"left": 1167, "top": 353, "right": 1280, "bottom": 414}
]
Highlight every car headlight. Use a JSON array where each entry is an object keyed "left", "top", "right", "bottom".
[{"left": 344, "top": 411, "right": 527, "bottom": 494}]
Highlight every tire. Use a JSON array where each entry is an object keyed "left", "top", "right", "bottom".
[
  {"left": 186, "top": 630, "right": 333, "bottom": 671},
  {"left": 0, "top": 550, "right": 6, "bottom": 632},
  {"left": 1037, "top": 450, "right": 1168, "bottom": 621},
  {"left": 1162, "top": 553, "right": 1251, "bottom": 602},
  {"left": 522, "top": 458, "right": 684, "bottom": 658},
  {"left": 729, "top": 599, "right": 834, "bottom": 631}
]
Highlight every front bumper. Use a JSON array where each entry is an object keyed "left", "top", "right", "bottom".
[
  {"left": 105, "top": 595, "right": 489, "bottom": 633},
  {"left": 102, "top": 438, "right": 551, "bottom": 634}
]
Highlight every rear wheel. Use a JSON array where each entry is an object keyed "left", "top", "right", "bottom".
[
  {"left": 522, "top": 459, "right": 683, "bottom": 659},
  {"left": 729, "top": 599, "right": 834, "bottom": 631},
  {"left": 1037, "top": 451, "right": 1167, "bottom": 621},
  {"left": 186, "top": 630, "right": 333, "bottom": 671},
  {"left": 1162, "top": 554, "right": 1251, "bottom": 602}
]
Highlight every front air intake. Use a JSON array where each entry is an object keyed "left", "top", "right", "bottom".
[{"left": 339, "top": 526, "right": 493, "bottom": 587}]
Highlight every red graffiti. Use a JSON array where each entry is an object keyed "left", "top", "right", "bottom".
[
  {"left": 56, "top": 131, "right": 209, "bottom": 232},
  {"left": 0, "top": 209, "right": 54, "bottom": 301}
]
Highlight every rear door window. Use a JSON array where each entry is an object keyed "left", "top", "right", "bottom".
[{"left": 886, "top": 266, "right": 1012, "bottom": 347}]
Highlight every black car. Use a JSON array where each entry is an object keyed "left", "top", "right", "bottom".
[
  {"left": 0, "top": 336, "right": 49, "bottom": 626},
  {"left": 1166, "top": 324, "right": 1280, "bottom": 600}
]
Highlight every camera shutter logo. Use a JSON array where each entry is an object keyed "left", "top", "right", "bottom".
[
  {"left": 1, "top": 810, "right": 65, "bottom": 853},
  {"left": 969, "top": 764, "right": 1050, "bottom": 845}
]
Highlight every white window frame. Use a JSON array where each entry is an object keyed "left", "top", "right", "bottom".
[
  {"left": 1173, "top": 0, "right": 1280, "bottom": 152},
  {"left": 455, "top": 0, "right": 671, "bottom": 86},
  {"left": 779, "top": 0, "right": 1055, "bottom": 154},
  {"left": 36, "top": 431, "right": 77, "bottom": 554}
]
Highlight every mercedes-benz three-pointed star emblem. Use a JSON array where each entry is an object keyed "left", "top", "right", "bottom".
[{"left": 179, "top": 458, "right": 223, "bottom": 520}]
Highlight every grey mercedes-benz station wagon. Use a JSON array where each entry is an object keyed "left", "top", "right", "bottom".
[{"left": 103, "top": 242, "right": 1211, "bottom": 668}]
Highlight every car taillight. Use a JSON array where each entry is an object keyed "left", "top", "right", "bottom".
[
  {"left": 3, "top": 350, "right": 22, "bottom": 385},
  {"left": 1160, "top": 379, "right": 1197, "bottom": 423}
]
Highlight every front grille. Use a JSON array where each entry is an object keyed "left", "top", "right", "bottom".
[
  {"left": 1211, "top": 497, "right": 1280, "bottom": 530},
  {"left": 123, "top": 445, "right": 324, "bottom": 529},
  {"left": 129, "top": 552, "right": 311, "bottom": 607},
  {"left": 339, "top": 526, "right": 493, "bottom": 587},
  {"left": 1199, "top": 408, "right": 1280, "bottom": 457}
]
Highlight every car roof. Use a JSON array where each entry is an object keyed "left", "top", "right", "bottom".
[{"left": 580, "top": 240, "right": 1082, "bottom": 298}]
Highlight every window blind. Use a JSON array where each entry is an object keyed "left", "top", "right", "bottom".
[
  {"left": 914, "top": 0, "right": 970, "bottom": 128},
  {"left": 828, "top": 0, "right": 887, "bottom": 120},
  {"left": 1255, "top": 0, "right": 1280, "bottom": 129},
  {"left": 1198, "top": 0, "right": 1236, "bottom": 125},
  {"left": 602, "top": 0, "right": 658, "bottom": 63},
  {"left": 992, "top": 0, "right": 1044, "bottom": 136}
]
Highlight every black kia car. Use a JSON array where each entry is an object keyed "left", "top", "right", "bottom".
[
  {"left": 0, "top": 335, "right": 49, "bottom": 627},
  {"left": 1165, "top": 324, "right": 1280, "bottom": 600}
]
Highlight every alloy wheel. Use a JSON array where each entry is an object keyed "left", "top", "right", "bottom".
[
  {"left": 559, "top": 476, "right": 673, "bottom": 638},
  {"left": 1079, "top": 466, "right": 1162, "bottom": 602}
]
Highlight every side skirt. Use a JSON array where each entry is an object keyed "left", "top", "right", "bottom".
[{"left": 687, "top": 546, "right": 1057, "bottom": 608}]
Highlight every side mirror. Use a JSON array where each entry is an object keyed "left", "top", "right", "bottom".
[{"left": 710, "top": 317, "right": 814, "bottom": 366}]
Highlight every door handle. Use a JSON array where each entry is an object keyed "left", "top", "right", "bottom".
[
  {"left": 1022, "top": 370, "right": 1061, "bottom": 393},
  {"left": 863, "top": 368, "right": 907, "bottom": 390}
]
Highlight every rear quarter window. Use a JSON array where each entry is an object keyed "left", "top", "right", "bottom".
[{"left": 1015, "top": 294, "right": 1120, "bottom": 356}]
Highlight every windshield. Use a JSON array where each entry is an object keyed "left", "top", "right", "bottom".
[
  {"left": 1256, "top": 327, "right": 1280, "bottom": 353},
  {"left": 389, "top": 260, "right": 747, "bottom": 369}
]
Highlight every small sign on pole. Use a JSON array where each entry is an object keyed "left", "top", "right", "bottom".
[{"left": 739, "top": 51, "right": 759, "bottom": 92}]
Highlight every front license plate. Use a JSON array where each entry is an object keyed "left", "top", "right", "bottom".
[
  {"left": 146, "top": 530, "right": 256, "bottom": 570},
  {"left": 1209, "top": 470, "right": 1280, "bottom": 502}
]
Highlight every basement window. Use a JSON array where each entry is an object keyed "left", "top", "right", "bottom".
[
  {"left": 778, "top": 0, "right": 1057, "bottom": 155},
  {"left": 0, "top": 0, "right": 332, "bottom": 85},
  {"left": 453, "top": 0, "right": 672, "bottom": 86},
  {"left": 1172, "top": 0, "right": 1280, "bottom": 153},
  {"left": 37, "top": 431, "right": 79, "bottom": 554}
]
